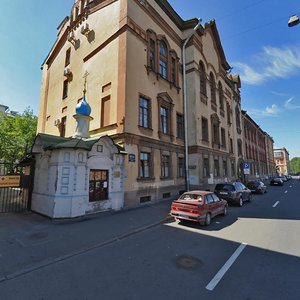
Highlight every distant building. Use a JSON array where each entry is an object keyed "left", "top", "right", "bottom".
[
  {"left": 242, "top": 111, "right": 274, "bottom": 180},
  {"left": 274, "top": 148, "right": 290, "bottom": 176},
  {"left": 0, "top": 104, "right": 18, "bottom": 117}
]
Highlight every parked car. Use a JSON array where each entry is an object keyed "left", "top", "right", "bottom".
[
  {"left": 279, "top": 176, "right": 288, "bottom": 182},
  {"left": 170, "top": 190, "right": 228, "bottom": 226},
  {"left": 214, "top": 182, "right": 252, "bottom": 207},
  {"left": 246, "top": 180, "right": 267, "bottom": 194},
  {"left": 270, "top": 178, "right": 284, "bottom": 186}
]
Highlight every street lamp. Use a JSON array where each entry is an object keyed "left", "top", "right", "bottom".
[
  {"left": 182, "top": 18, "right": 202, "bottom": 191},
  {"left": 288, "top": 15, "right": 300, "bottom": 27}
]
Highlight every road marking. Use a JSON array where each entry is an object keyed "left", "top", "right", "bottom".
[
  {"left": 284, "top": 190, "right": 288, "bottom": 194},
  {"left": 273, "top": 201, "right": 279, "bottom": 208},
  {"left": 206, "top": 242, "right": 247, "bottom": 291}
]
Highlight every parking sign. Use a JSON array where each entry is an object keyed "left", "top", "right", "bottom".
[{"left": 243, "top": 163, "right": 250, "bottom": 175}]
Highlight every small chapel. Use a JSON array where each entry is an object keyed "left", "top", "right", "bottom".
[{"left": 30, "top": 94, "right": 126, "bottom": 218}]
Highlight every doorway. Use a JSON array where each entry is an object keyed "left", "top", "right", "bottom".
[{"left": 89, "top": 169, "right": 109, "bottom": 202}]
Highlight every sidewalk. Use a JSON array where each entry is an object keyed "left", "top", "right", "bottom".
[{"left": 0, "top": 200, "right": 173, "bottom": 282}]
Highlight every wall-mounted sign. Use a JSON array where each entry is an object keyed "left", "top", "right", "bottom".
[
  {"left": 128, "top": 154, "right": 135, "bottom": 162},
  {"left": 0, "top": 175, "right": 20, "bottom": 187}
]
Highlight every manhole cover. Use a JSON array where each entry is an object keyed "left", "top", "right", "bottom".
[
  {"left": 176, "top": 255, "right": 202, "bottom": 270},
  {"left": 27, "top": 232, "right": 49, "bottom": 240}
]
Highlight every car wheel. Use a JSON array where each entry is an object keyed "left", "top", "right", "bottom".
[
  {"left": 223, "top": 205, "right": 228, "bottom": 216},
  {"left": 239, "top": 197, "right": 243, "bottom": 207},
  {"left": 204, "top": 213, "right": 211, "bottom": 226}
]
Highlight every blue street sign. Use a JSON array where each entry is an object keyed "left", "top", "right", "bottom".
[
  {"left": 243, "top": 163, "right": 250, "bottom": 169},
  {"left": 243, "top": 163, "right": 250, "bottom": 174}
]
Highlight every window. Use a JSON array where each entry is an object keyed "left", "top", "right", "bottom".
[
  {"left": 177, "top": 114, "right": 184, "bottom": 139},
  {"left": 236, "top": 106, "right": 241, "bottom": 131},
  {"left": 171, "top": 57, "right": 176, "bottom": 85},
  {"left": 62, "top": 79, "right": 68, "bottom": 99},
  {"left": 230, "top": 138, "right": 233, "bottom": 153},
  {"left": 227, "top": 102, "right": 231, "bottom": 125},
  {"left": 160, "top": 106, "right": 169, "bottom": 134},
  {"left": 213, "top": 123, "right": 219, "bottom": 146},
  {"left": 206, "top": 194, "right": 214, "bottom": 204},
  {"left": 65, "top": 48, "right": 71, "bottom": 67},
  {"left": 161, "top": 155, "right": 170, "bottom": 178},
  {"left": 149, "top": 39, "right": 156, "bottom": 70},
  {"left": 89, "top": 169, "right": 108, "bottom": 202},
  {"left": 218, "top": 82, "right": 224, "bottom": 111},
  {"left": 140, "top": 152, "right": 151, "bottom": 178},
  {"left": 221, "top": 128, "right": 226, "bottom": 148},
  {"left": 223, "top": 160, "right": 227, "bottom": 176},
  {"left": 159, "top": 40, "right": 168, "bottom": 79},
  {"left": 231, "top": 161, "right": 235, "bottom": 176},
  {"left": 140, "top": 196, "right": 151, "bottom": 203},
  {"left": 210, "top": 73, "right": 216, "bottom": 104},
  {"left": 199, "top": 61, "right": 207, "bottom": 96},
  {"left": 237, "top": 139, "right": 243, "bottom": 156},
  {"left": 214, "top": 159, "right": 219, "bottom": 177},
  {"left": 139, "top": 96, "right": 151, "bottom": 128},
  {"left": 101, "top": 96, "right": 110, "bottom": 127},
  {"left": 203, "top": 157, "right": 209, "bottom": 177},
  {"left": 60, "top": 116, "right": 67, "bottom": 137},
  {"left": 178, "top": 157, "right": 184, "bottom": 177},
  {"left": 201, "top": 117, "right": 209, "bottom": 141}
]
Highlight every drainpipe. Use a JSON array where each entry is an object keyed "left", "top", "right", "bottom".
[{"left": 182, "top": 19, "right": 202, "bottom": 191}]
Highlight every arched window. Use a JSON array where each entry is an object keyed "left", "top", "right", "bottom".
[
  {"left": 210, "top": 73, "right": 216, "bottom": 104},
  {"left": 235, "top": 106, "right": 241, "bottom": 132},
  {"left": 159, "top": 40, "right": 168, "bottom": 79},
  {"left": 218, "top": 82, "right": 224, "bottom": 111},
  {"left": 199, "top": 61, "right": 207, "bottom": 96}
]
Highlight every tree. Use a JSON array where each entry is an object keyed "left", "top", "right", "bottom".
[
  {"left": 290, "top": 157, "right": 300, "bottom": 174},
  {"left": 0, "top": 107, "right": 37, "bottom": 171}
]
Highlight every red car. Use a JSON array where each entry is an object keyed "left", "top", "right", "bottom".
[{"left": 170, "top": 190, "right": 228, "bottom": 226}]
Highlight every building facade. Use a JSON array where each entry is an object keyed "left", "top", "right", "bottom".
[
  {"left": 274, "top": 148, "right": 290, "bottom": 176},
  {"left": 37, "top": 0, "right": 243, "bottom": 209},
  {"left": 242, "top": 111, "right": 272, "bottom": 180}
]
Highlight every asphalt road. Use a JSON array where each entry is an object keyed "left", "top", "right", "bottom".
[{"left": 1, "top": 180, "right": 300, "bottom": 300}]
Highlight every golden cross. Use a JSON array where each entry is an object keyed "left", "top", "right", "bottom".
[{"left": 83, "top": 71, "right": 89, "bottom": 95}]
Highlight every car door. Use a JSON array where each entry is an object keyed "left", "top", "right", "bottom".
[
  {"left": 205, "top": 194, "right": 216, "bottom": 217},
  {"left": 211, "top": 193, "right": 223, "bottom": 215},
  {"left": 240, "top": 182, "right": 250, "bottom": 200}
]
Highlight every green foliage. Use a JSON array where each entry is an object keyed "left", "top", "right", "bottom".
[
  {"left": 0, "top": 107, "right": 37, "bottom": 165},
  {"left": 290, "top": 157, "right": 300, "bottom": 173}
]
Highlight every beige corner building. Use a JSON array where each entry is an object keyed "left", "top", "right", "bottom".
[
  {"left": 274, "top": 148, "right": 290, "bottom": 176},
  {"left": 37, "top": 0, "right": 243, "bottom": 208}
]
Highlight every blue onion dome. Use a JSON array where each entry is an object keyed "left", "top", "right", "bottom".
[{"left": 75, "top": 96, "right": 91, "bottom": 116}]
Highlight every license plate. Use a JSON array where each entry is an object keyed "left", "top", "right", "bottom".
[{"left": 220, "top": 192, "right": 228, "bottom": 195}]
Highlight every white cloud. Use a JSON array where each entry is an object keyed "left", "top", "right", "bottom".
[
  {"left": 284, "top": 97, "right": 300, "bottom": 109},
  {"left": 234, "top": 45, "right": 300, "bottom": 85},
  {"left": 247, "top": 104, "right": 280, "bottom": 117}
]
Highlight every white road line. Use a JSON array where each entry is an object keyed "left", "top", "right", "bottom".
[
  {"left": 206, "top": 242, "right": 247, "bottom": 291},
  {"left": 273, "top": 201, "right": 279, "bottom": 208},
  {"left": 284, "top": 190, "right": 288, "bottom": 194}
]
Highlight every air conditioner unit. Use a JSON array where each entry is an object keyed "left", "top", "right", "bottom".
[
  {"left": 67, "top": 31, "right": 76, "bottom": 43},
  {"left": 54, "top": 119, "right": 61, "bottom": 126},
  {"left": 81, "top": 23, "right": 90, "bottom": 36}
]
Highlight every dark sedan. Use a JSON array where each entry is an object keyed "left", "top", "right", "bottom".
[
  {"left": 246, "top": 180, "right": 267, "bottom": 194},
  {"left": 214, "top": 182, "right": 252, "bottom": 207},
  {"left": 270, "top": 178, "right": 284, "bottom": 186}
]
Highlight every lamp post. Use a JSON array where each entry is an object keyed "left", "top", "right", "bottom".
[{"left": 182, "top": 18, "right": 202, "bottom": 192}]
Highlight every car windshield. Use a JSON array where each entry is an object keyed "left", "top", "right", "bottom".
[
  {"left": 179, "top": 193, "right": 203, "bottom": 203},
  {"left": 215, "top": 184, "right": 234, "bottom": 192}
]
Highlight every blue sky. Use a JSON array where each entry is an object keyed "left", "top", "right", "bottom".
[{"left": 0, "top": 0, "right": 299, "bottom": 158}]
